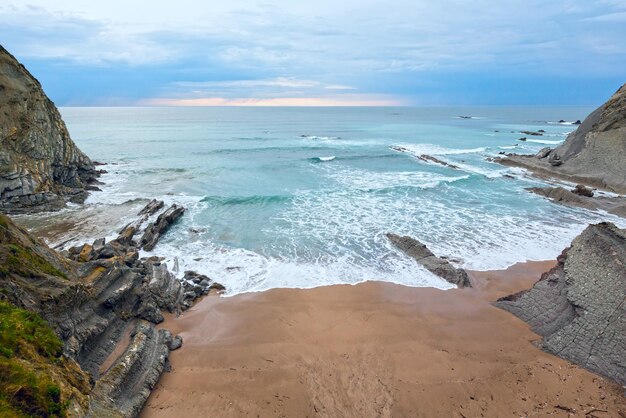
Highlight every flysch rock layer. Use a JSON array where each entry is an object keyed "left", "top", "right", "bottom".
[
  {"left": 498, "top": 83, "right": 626, "bottom": 194},
  {"left": 496, "top": 222, "right": 626, "bottom": 385},
  {"left": 0, "top": 199, "right": 223, "bottom": 417},
  {"left": 0, "top": 45, "right": 100, "bottom": 214}
]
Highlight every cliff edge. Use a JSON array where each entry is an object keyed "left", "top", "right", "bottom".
[
  {"left": 499, "top": 84, "right": 626, "bottom": 194},
  {"left": 496, "top": 222, "right": 626, "bottom": 385},
  {"left": 0, "top": 45, "right": 99, "bottom": 213}
]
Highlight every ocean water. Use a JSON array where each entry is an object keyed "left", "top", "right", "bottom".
[{"left": 17, "top": 106, "right": 626, "bottom": 294}]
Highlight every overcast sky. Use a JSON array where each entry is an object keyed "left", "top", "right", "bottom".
[{"left": 1, "top": 1, "right": 625, "bottom": 105}]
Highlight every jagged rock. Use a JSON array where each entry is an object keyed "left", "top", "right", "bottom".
[
  {"left": 139, "top": 204, "right": 185, "bottom": 251},
  {"left": 548, "top": 153, "right": 562, "bottom": 166},
  {"left": 0, "top": 46, "right": 99, "bottom": 214},
  {"left": 536, "top": 147, "right": 552, "bottom": 159},
  {"left": 138, "top": 199, "right": 164, "bottom": 216},
  {"left": 499, "top": 84, "right": 626, "bottom": 193},
  {"left": 572, "top": 184, "right": 594, "bottom": 197},
  {"left": 518, "top": 137, "right": 527, "bottom": 141},
  {"left": 496, "top": 222, "right": 626, "bottom": 385},
  {"left": 0, "top": 213, "right": 224, "bottom": 417},
  {"left": 386, "top": 233, "right": 471, "bottom": 287},
  {"left": 87, "top": 322, "right": 172, "bottom": 417}
]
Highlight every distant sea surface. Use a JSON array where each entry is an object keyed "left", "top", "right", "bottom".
[{"left": 17, "top": 106, "right": 626, "bottom": 294}]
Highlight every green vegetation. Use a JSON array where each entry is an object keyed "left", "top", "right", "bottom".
[
  {"left": 0, "top": 301, "right": 68, "bottom": 417},
  {"left": 0, "top": 214, "right": 67, "bottom": 280},
  {"left": 0, "top": 243, "right": 67, "bottom": 280}
]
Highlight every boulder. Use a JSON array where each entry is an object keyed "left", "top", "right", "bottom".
[{"left": 572, "top": 184, "right": 594, "bottom": 197}]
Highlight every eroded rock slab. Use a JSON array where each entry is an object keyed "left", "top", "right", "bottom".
[
  {"left": 496, "top": 222, "right": 626, "bottom": 385},
  {"left": 386, "top": 233, "right": 471, "bottom": 287},
  {"left": 139, "top": 204, "right": 185, "bottom": 251}
]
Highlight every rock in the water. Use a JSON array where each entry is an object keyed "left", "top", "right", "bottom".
[
  {"left": 386, "top": 233, "right": 471, "bottom": 287},
  {"left": 139, "top": 204, "right": 185, "bottom": 251},
  {"left": 572, "top": 184, "right": 594, "bottom": 197},
  {"left": 0, "top": 46, "right": 99, "bottom": 214},
  {"left": 496, "top": 222, "right": 626, "bottom": 385},
  {"left": 138, "top": 199, "right": 164, "bottom": 216}
]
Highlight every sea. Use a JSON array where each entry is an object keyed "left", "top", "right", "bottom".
[{"left": 16, "top": 106, "right": 626, "bottom": 295}]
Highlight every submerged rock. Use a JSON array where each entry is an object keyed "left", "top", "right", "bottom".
[
  {"left": 0, "top": 46, "right": 99, "bottom": 214},
  {"left": 386, "top": 233, "right": 471, "bottom": 288},
  {"left": 496, "top": 222, "right": 626, "bottom": 385}
]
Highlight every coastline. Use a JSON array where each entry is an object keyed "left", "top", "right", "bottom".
[{"left": 141, "top": 260, "right": 626, "bottom": 417}]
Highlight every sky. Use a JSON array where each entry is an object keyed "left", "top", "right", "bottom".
[{"left": 1, "top": 1, "right": 625, "bottom": 106}]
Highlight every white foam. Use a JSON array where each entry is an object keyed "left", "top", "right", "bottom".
[
  {"left": 301, "top": 135, "right": 340, "bottom": 140},
  {"left": 151, "top": 238, "right": 455, "bottom": 296},
  {"left": 318, "top": 156, "right": 336, "bottom": 162},
  {"left": 392, "top": 143, "right": 488, "bottom": 156},
  {"left": 525, "top": 139, "right": 563, "bottom": 145}
]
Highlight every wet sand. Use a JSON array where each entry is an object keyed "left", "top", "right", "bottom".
[{"left": 142, "top": 261, "right": 626, "bottom": 417}]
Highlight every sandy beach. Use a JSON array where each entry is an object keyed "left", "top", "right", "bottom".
[{"left": 141, "top": 261, "right": 626, "bottom": 417}]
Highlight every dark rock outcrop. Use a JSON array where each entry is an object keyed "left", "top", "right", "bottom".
[
  {"left": 498, "top": 84, "right": 626, "bottom": 194},
  {"left": 0, "top": 211, "right": 224, "bottom": 417},
  {"left": 528, "top": 186, "right": 626, "bottom": 217},
  {"left": 139, "top": 204, "right": 185, "bottom": 251},
  {"left": 496, "top": 222, "right": 626, "bottom": 385},
  {"left": 0, "top": 45, "right": 100, "bottom": 213},
  {"left": 386, "top": 233, "right": 471, "bottom": 287}
]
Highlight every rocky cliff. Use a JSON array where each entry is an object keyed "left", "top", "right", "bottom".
[
  {"left": 0, "top": 201, "right": 223, "bottom": 417},
  {"left": 0, "top": 45, "right": 99, "bottom": 213},
  {"left": 499, "top": 84, "right": 626, "bottom": 194},
  {"left": 496, "top": 222, "right": 626, "bottom": 385}
]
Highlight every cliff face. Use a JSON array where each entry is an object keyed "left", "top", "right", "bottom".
[
  {"left": 0, "top": 45, "right": 99, "bottom": 213},
  {"left": 0, "top": 199, "right": 221, "bottom": 417},
  {"left": 500, "top": 84, "right": 626, "bottom": 194},
  {"left": 496, "top": 222, "right": 626, "bottom": 385}
]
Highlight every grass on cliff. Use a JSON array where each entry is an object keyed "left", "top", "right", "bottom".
[
  {"left": 0, "top": 300, "right": 68, "bottom": 417},
  {"left": 0, "top": 214, "right": 67, "bottom": 281},
  {"left": 0, "top": 243, "right": 67, "bottom": 280}
]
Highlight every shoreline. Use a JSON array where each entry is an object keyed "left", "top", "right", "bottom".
[{"left": 141, "top": 260, "right": 626, "bottom": 417}]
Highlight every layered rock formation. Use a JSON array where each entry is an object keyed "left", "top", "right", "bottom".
[
  {"left": 0, "top": 45, "right": 100, "bottom": 214},
  {"left": 0, "top": 200, "right": 223, "bottom": 417},
  {"left": 386, "top": 233, "right": 471, "bottom": 287},
  {"left": 498, "top": 83, "right": 626, "bottom": 194},
  {"left": 496, "top": 222, "right": 626, "bottom": 385},
  {"left": 527, "top": 186, "right": 626, "bottom": 217}
]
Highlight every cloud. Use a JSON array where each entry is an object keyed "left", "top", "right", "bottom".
[
  {"left": 1, "top": 1, "right": 625, "bottom": 104},
  {"left": 138, "top": 94, "right": 406, "bottom": 107}
]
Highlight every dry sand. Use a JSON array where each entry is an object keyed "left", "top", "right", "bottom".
[{"left": 141, "top": 261, "right": 626, "bottom": 417}]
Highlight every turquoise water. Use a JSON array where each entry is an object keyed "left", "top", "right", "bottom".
[{"left": 27, "top": 106, "right": 626, "bottom": 294}]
